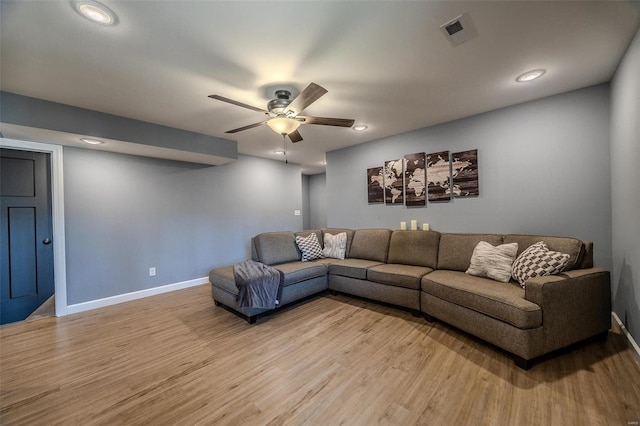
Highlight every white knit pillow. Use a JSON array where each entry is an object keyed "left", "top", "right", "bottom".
[
  {"left": 295, "top": 233, "right": 324, "bottom": 262},
  {"left": 323, "top": 232, "right": 347, "bottom": 260},
  {"left": 512, "top": 241, "right": 570, "bottom": 287},
  {"left": 466, "top": 241, "right": 519, "bottom": 283}
]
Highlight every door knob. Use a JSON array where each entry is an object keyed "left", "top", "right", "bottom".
[{"left": 42, "top": 238, "right": 52, "bottom": 245}]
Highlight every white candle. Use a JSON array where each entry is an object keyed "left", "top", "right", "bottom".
[
  {"left": 411, "top": 220, "right": 417, "bottom": 230},
  {"left": 400, "top": 221, "right": 407, "bottom": 230},
  {"left": 423, "top": 223, "right": 430, "bottom": 231}
]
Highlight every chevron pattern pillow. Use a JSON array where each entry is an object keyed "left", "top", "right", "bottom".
[
  {"left": 295, "top": 233, "right": 324, "bottom": 262},
  {"left": 512, "top": 241, "right": 570, "bottom": 287}
]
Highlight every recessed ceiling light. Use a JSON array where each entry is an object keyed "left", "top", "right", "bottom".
[
  {"left": 516, "top": 69, "right": 546, "bottom": 83},
  {"left": 273, "top": 150, "right": 285, "bottom": 155},
  {"left": 352, "top": 124, "right": 368, "bottom": 131},
  {"left": 72, "top": 0, "right": 118, "bottom": 26},
  {"left": 80, "top": 137, "right": 105, "bottom": 145}
]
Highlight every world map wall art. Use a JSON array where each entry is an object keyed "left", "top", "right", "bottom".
[
  {"left": 404, "top": 152, "right": 426, "bottom": 206},
  {"left": 384, "top": 159, "right": 404, "bottom": 205},
  {"left": 367, "top": 149, "right": 479, "bottom": 205}
]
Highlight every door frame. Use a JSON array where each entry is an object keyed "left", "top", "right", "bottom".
[{"left": 0, "top": 138, "right": 67, "bottom": 317}]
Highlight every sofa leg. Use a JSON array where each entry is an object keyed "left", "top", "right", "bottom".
[
  {"left": 247, "top": 315, "right": 257, "bottom": 325},
  {"left": 423, "top": 313, "right": 434, "bottom": 323},
  {"left": 410, "top": 309, "right": 420, "bottom": 318},
  {"left": 329, "top": 290, "right": 338, "bottom": 296},
  {"left": 597, "top": 331, "right": 609, "bottom": 341},
  {"left": 513, "top": 355, "right": 533, "bottom": 370},
  {"left": 213, "top": 299, "right": 221, "bottom": 307}
]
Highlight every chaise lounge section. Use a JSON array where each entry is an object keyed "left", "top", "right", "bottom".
[{"left": 209, "top": 228, "right": 611, "bottom": 369}]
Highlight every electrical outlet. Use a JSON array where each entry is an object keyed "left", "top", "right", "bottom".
[
  {"left": 149, "top": 267, "right": 156, "bottom": 277},
  {"left": 294, "top": 210, "right": 301, "bottom": 216}
]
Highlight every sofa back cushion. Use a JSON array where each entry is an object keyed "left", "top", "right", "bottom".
[
  {"left": 387, "top": 230, "right": 441, "bottom": 268},
  {"left": 322, "top": 228, "right": 354, "bottom": 255},
  {"left": 503, "top": 235, "right": 584, "bottom": 271},
  {"left": 253, "top": 231, "right": 300, "bottom": 265},
  {"left": 437, "top": 233, "right": 504, "bottom": 272},
  {"left": 348, "top": 229, "right": 393, "bottom": 262}
]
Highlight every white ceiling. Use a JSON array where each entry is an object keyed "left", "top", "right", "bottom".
[{"left": 1, "top": 1, "right": 638, "bottom": 174}]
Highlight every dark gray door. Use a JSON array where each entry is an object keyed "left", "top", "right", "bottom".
[{"left": 1, "top": 148, "right": 54, "bottom": 324}]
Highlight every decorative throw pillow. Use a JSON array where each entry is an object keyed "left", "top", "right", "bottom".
[
  {"left": 323, "top": 232, "right": 347, "bottom": 260},
  {"left": 295, "top": 233, "right": 324, "bottom": 262},
  {"left": 511, "top": 241, "right": 570, "bottom": 287},
  {"left": 466, "top": 241, "right": 519, "bottom": 283}
]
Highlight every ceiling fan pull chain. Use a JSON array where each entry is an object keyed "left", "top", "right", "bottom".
[{"left": 283, "top": 134, "right": 288, "bottom": 164}]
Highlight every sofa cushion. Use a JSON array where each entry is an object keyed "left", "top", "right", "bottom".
[
  {"left": 466, "top": 241, "right": 518, "bottom": 283},
  {"left": 254, "top": 232, "right": 300, "bottom": 265},
  {"left": 504, "top": 234, "right": 583, "bottom": 271},
  {"left": 437, "top": 233, "right": 504, "bottom": 272},
  {"left": 348, "top": 229, "right": 393, "bottom": 262},
  {"left": 511, "top": 242, "right": 570, "bottom": 287},
  {"left": 274, "top": 261, "right": 328, "bottom": 286},
  {"left": 295, "top": 233, "right": 324, "bottom": 262},
  {"left": 367, "top": 264, "right": 433, "bottom": 290},
  {"left": 387, "top": 230, "right": 441, "bottom": 268},
  {"left": 329, "top": 258, "right": 385, "bottom": 279},
  {"left": 421, "top": 270, "right": 542, "bottom": 329},
  {"left": 323, "top": 232, "right": 348, "bottom": 260}
]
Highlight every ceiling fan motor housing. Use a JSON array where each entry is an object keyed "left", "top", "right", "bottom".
[{"left": 267, "top": 90, "right": 293, "bottom": 115}]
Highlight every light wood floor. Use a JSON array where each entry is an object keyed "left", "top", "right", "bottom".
[{"left": 1, "top": 285, "right": 639, "bottom": 426}]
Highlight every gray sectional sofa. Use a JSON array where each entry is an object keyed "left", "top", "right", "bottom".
[{"left": 209, "top": 228, "right": 611, "bottom": 369}]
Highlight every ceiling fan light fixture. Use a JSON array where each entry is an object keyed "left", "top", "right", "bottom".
[{"left": 267, "top": 117, "right": 300, "bottom": 135}]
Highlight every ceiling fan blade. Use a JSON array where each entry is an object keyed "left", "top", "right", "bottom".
[
  {"left": 286, "top": 83, "right": 328, "bottom": 116},
  {"left": 288, "top": 129, "right": 303, "bottom": 143},
  {"left": 298, "top": 116, "right": 355, "bottom": 127},
  {"left": 208, "top": 95, "right": 267, "bottom": 113},
  {"left": 225, "top": 121, "right": 267, "bottom": 134}
]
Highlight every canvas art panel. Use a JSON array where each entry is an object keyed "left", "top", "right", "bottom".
[
  {"left": 367, "top": 166, "right": 385, "bottom": 203},
  {"left": 451, "top": 149, "right": 479, "bottom": 197},
  {"left": 427, "top": 150, "right": 451, "bottom": 201},
  {"left": 384, "top": 159, "right": 404, "bottom": 204},
  {"left": 404, "top": 152, "right": 426, "bottom": 206}
]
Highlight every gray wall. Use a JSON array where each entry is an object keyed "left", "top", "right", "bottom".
[
  {"left": 326, "top": 84, "right": 612, "bottom": 271},
  {"left": 610, "top": 27, "right": 640, "bottom": 341},
  {"left": 308, "top": 173, "right": 327, "bottom": 230},
  {"left": 302, "top": 174, "right": 311, "bottom": 230},
  {"left": 64, "top": 148, "right": 302, "bottom": 304}
]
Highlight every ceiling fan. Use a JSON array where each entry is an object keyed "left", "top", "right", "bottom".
[{"left": 208, "top": 83, "right": 355, "bottom": 143}]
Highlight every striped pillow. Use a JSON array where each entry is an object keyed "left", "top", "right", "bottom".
[
  {"left": 323, "top": 232, "right": 347, "bottom": 260},
  {"left": 466, "top": 241, "right": 519, "bottom": 283}
]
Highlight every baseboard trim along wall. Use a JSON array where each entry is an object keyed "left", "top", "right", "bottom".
[
  {"left": 612, "top": 311, "right": 640, "bottom": 363},
  {"left": 65, "top": 277, "right": 209, "bottom": 315}
]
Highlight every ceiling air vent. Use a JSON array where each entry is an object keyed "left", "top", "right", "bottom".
[{"left": 440, "top": 13, "right": 477, "bottom": 47}]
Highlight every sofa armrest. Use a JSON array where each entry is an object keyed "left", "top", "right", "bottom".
[{"left": 524, "top": 268, "right": 611, "bottom": 353}]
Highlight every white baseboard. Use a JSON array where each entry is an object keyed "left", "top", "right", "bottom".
[
  {"left": 612, "top": 311, "right": 640, "bottom": 362},
  {"left": 65, "top": 277, "right": 209, "bottom": 315}
]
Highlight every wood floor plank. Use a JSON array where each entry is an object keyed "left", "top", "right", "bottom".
[{"left": 1, "top": 284, "right": 639, "bottom": 425}]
